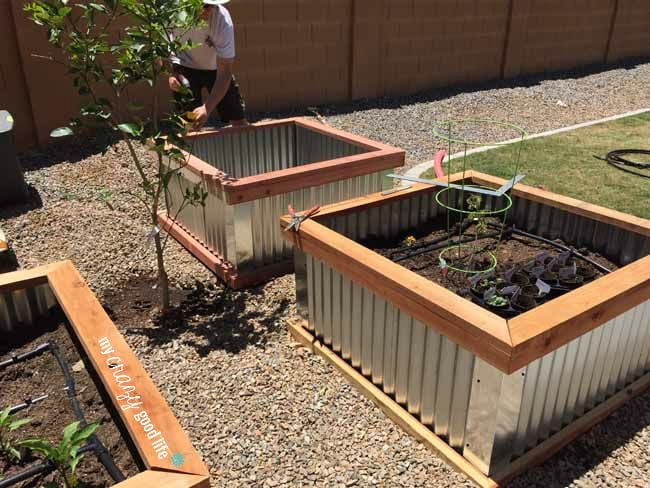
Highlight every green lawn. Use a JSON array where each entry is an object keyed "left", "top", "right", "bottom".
[{"left": 421, "top": 112, "right": 650, "bottom": 219}]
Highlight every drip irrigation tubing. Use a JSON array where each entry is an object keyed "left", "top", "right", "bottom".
[
  {"left": 0, "top": 443, "right": 97, "bottom": 488},
  {"left": 394, "top": 230, "right": 501, "bottom": 263},
  {"left": 390, "top": 220, "right": 472, "bottom": 258},
  {"left": 487, "top": 223, "right": 612, "bottom": 274},
  {"left": 1, "top": 342, "right": 125, "bottom": 483},
  {"left": 48, "top": 343, "right": 126, "bottom": 483},
  {"left": 8, "top": 394, "right": 49, "bottom": 415},
  {"left": 594, "top": 150, "right": 650, "bottom": 178}
]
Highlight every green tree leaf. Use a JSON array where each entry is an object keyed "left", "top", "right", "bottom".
[{"left": 117, "top": 123, "right": 141, "bottom": 136}]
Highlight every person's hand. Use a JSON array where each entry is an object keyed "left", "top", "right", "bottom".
[
  {"left": 191, "top": 104, "right": 209, "bottom": 130},
  {"left": 168, "top": 76, "right": 181, "bottom": 92}
]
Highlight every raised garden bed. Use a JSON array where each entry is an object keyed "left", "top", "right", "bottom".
[
  {"left": 281, "top": 171, "right": 650, "bottom": 486},
  {"left": 159, "top": 117, "right": 404, "bottom": 288},
  {"left": 0, "top": 262, "right": 209, "bottom": 488}
]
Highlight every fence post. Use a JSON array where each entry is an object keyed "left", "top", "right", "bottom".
[
  {"left": 501, "top": 0, "right": 532, "bottom": 79},
  {"left": 604, "top": 0, "right": 620, "bottom": 64}
]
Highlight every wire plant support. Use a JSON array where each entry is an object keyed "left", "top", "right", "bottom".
[{"left": 432, "top": 119, "right": 527, "bottom": 275}]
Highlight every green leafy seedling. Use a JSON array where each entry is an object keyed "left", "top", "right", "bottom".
[
  {"left": 0, "top": 406, "right": 31, "bottom": 461},
  {"left": 486, "top": 294, "right": 508, "bottom": 307},
  {"left": 19, "top": 421, "right": 99, "bottom": 488}
]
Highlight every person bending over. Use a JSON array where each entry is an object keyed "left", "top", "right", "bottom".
[{"left": 169, "top": 0, "right": 247, "bottom": 130}]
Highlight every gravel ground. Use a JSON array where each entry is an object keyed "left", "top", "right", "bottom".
[
  {"left": 307, "top": 60, "right": 650, "bottom": 172},
  {"left": 2, "top": 61, "right": 650, "bottom": 487}
]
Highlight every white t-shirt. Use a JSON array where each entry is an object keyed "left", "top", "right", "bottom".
[{"left": 170, "top": 6, "right": 235, "bottom": 70}]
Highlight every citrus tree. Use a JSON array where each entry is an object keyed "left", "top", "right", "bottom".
[{"left": 25, "top": 0, "right": 207, "bottom": 309}]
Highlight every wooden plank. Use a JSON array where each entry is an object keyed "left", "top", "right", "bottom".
[
  {"left": 185, "top": 117, "right": 297, "bottom": 140},
  {"left": 0, "top": 262, "right": 60, "bottom": 293},
  {"left": 470, "top": 171, "right": 650, "bottom": 237},
  {"left": 508, "top": 255, "right": 650, "bottom": 372},
  {"left": 281, "top": 218, "right": 513, "bottom": 371},
  {"left": 47, "top": 261, "right": 209, "bottom": 477},
  {"left": 158, "top": 212, "right": 232, "bottom": 285},
  {"left": 115, "top": 470, "right": 209, "bottom": 488},
  {"left": 493, "top": 371, "right": 650, "bottom": 484},
  {"left": 288, "top": 320, "right": 498, "bottom": 488},
  {"left": 159, "top": 212, "right": 293, "bottom": 289},
  {"left": 223, "top": 149, "right": 404, "bottom": 204}
]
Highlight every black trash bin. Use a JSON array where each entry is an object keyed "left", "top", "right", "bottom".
[{"left": 0, "top": 110, "right": 29, "bottom": 205}]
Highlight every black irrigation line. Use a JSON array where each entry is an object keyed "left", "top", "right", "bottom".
[
  {"left": 8, "top": 394, "right": 49, "bottom": 415},
  {"left": 0, "top": 443, "right": 97, "bottom": 488},
  {"left": 487, "top": 223, "right": 613, "bottom": 274},
  {"left": 390, "top": 220, "right": 473, "bottom": 258},
  {"left": 394, "top": 230, "right": 502, "bottom": 263},
  {"left": 0, "top": 342, "right": 126, "bottom": 485}
]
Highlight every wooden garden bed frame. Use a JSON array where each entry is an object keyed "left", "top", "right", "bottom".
[
  {"left": 0, "top": 261, "right": 210, "bottom": 488},
  {"left": 280, "top": 170, "right": 650, "bottom": 487},
  {"left": 159, "top": 117, "right": 405, "bottom": 289}
]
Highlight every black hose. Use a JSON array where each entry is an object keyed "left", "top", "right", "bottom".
[
  {"left": 506, "top": 226, "right": 612, "bottom": 274},
  {"left": 8, "top": 394, "right": 49, "bottom": 415},
  {"left": 48, "top": 344, "right": 126, "bottom": 483},
  {"left": 390, "top": 220, "right": 472, "bottom": 257},
  {"left": 0, "top": 443, "right": 96, "bottom": 488},
  {"left": 394, "top": 230, "right": 502, "bottom": 263},
  {"left": 594, "top": 150, "right": 650, "bottom": 179},
  {"left": 0, "top": 343, "right": 51, "bottom": 370}
]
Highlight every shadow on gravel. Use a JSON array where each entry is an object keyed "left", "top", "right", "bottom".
[
  {"left": 104, "top": 277, "right": 290, "bottom": 356},
  {"left": 510, "top": 389, "right": 650, "bottom": 487},
  {"left": 0, "top": 184, "right": 43, "bottom": 220},
  {"left": 248, "top": 57, "right": 650, "bottom": 122},
  {"left": 18, "top": 130, "right": 121, "bottom": 171}
]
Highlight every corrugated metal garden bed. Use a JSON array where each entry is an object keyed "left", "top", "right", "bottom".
[
  {"left": 159, "top": 117, "right": 404, "bottom": 288},
  {"left": 280, "top": 171, "right": 650, "bottom": 486}
]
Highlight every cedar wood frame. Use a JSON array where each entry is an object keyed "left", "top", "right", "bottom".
[{"left": 0, "top": 262, "right": 210, "bottom": 488}]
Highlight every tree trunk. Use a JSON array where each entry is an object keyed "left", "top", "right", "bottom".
[{"left": 153, "top": 222, "right": 170, "bottom": 310}]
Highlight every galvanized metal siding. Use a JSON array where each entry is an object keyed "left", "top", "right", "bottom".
[
  {"left": 189, "top": 124, "right": 296, "bottom": 178},
  {"left": 295, "top": 126, "right": 366, "bottom": 165},
  {"left": 0, "top": 284, "right": 57, "bottom": 332},
  {"left": 303, "top": 253, "right": 476, "bottom": 449},
  {"left": 465, "top": 299, "right": 650, "bottom": 475},
  {"left": 247, "top": 172, "right": 385, "bottom": 267},
  {"left": 509, "top": 197, "right": 649, "bottom": 265},
  {"left": 188, "top": 124, "right": 366, "bottom": 179}
]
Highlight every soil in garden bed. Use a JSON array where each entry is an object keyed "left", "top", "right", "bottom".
[
  {"left": 0, "top": 312, "right": 141, "bottom": 487},
  {"left": 366, "top": 218, "right": 618, "bottom": 317}
]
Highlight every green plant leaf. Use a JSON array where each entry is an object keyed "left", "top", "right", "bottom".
[
  {"left": 17, "top": 438, "right": 53, "bottom": 456},
  {"left": 8, "top": 447, "right": 21, "bottom": 461},
  {"left": 69, "top": 453, "right": 85, "bottom": 474},
  {"left": 62, "top": 421, "right": 81, "bottom": 445},
  {"left": 0, "top": 407, "right": 9, "bottom": 425},
  {"left": 117, "top": 123, "right": 141, "bottom": 136},
  {"left": 50, "top": 126, "right": 74, "bottom": 138},
  {"left": 9, "top": 418, "right": 31, "bottom": 431},
  {"left": 70, "top": 422, "right": 99, "bottom": 447}
]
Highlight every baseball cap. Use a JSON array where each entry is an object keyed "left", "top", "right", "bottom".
[{"left": 202, "top": 0, "right": 230, "bottom": 5}]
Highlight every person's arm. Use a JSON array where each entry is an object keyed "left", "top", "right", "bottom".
[{"left": 191, "top": 57, "right": 233, "bottom": 129}]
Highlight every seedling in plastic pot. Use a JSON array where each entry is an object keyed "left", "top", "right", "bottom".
[
  {"left": 486, "top": 294, "right": 508, "bottom": 308},
  {"left": 0, "top": 406, "right": 31, "bottom": 461},
  {"left": 19, "top": 421, "right": 99, "bottom": 488}
]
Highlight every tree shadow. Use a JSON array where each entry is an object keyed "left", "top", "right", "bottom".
[
  {"left": 108, "top": 278, "right": 290, "bottom": 356},
  {"left": 18, "top": 130, "right": 121, "bottom": 171},
  {"left": 510, "top": 388, "right": 650, "bottom": 487}
]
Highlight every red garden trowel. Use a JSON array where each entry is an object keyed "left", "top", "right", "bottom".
[{"left": 285, "top": 204, "right": 320, "bottom": 232}]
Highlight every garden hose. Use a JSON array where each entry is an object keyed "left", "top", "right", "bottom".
[{"left": 594, "top": 150, "right": 650, "bottom": 179}]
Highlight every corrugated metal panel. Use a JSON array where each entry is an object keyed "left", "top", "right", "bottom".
[
  {"left": 303, "top": 254, "right": 476, "bottom": 449},
  {"left": 167, "top": 123, "right": 388, "bottom": 272},
  {"left": 465, "top": 299, "right": 649, "bottom": 475},
  {"left": 0, "top": 283, "right": 57, "bottom": 332},
  {"left": 299, "top": 184, "right": 649, "bottom": 476}
]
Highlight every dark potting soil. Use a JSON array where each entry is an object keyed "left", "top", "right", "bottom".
[
  {"left": 367, "top": 219, "right": 618, "bottom": 317},
  {"left": 0, "top": 312, "right": 140, "bottom": 487}
]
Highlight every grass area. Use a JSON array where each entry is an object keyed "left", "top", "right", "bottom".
[{"left": 421, "top": 112, "right": 650, "bottom": 219}]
